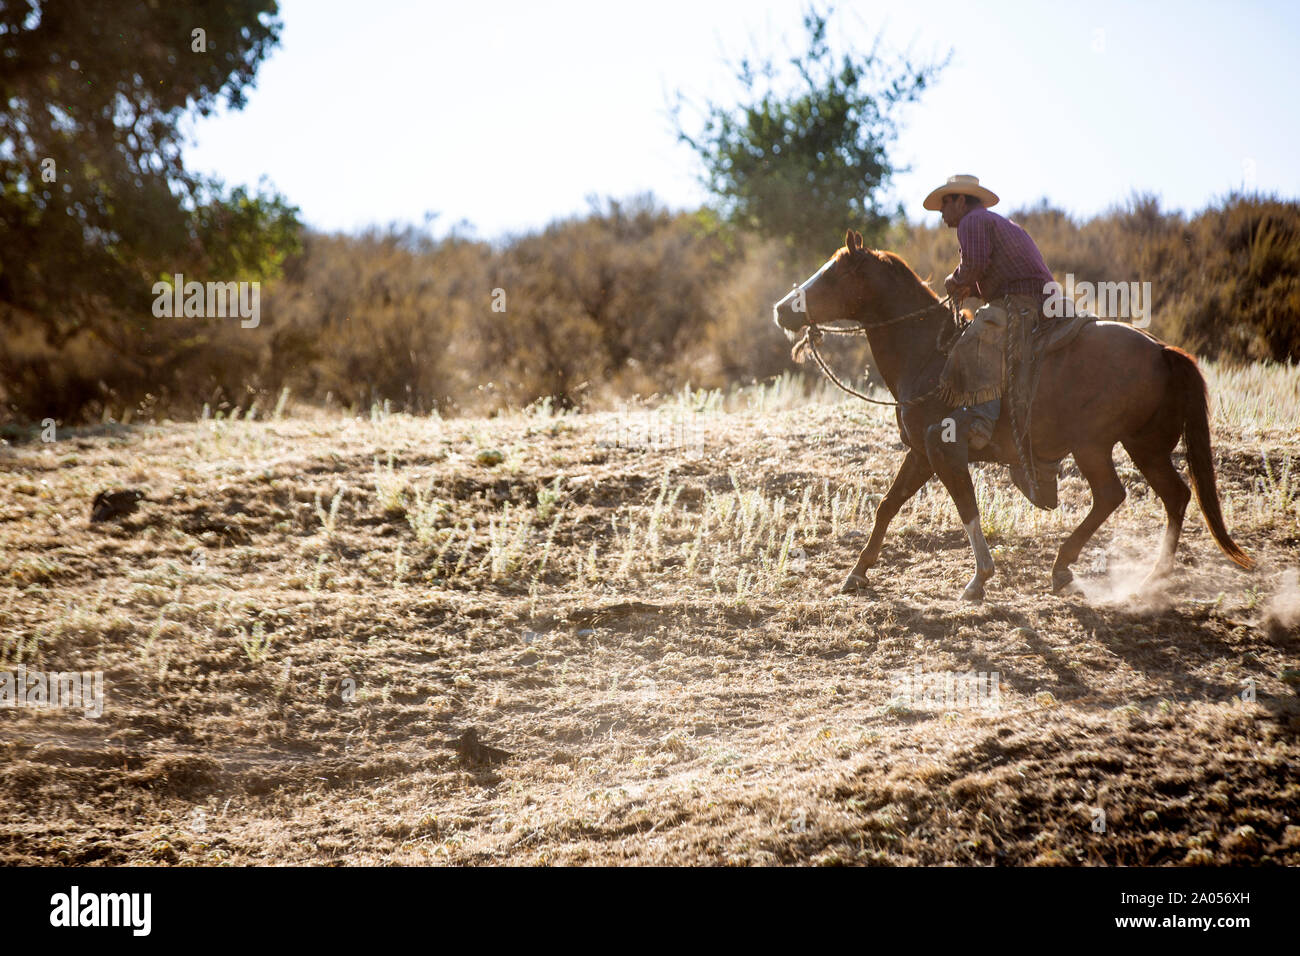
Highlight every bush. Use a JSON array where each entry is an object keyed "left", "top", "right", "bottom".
[{"left": 3, "top": 193, "right": 1297, "bottom": 425}]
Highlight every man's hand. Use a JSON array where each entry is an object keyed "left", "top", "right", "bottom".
[{"left": 943, "top": 272, "right": 970, "bottom": 300}]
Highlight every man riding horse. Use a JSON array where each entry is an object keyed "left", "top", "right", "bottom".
[
  {"left": 771, "top": 182, "right": 1253, "bottom": 601},
  {"left": 925, "top": 174, "right": 1059, "bottom": 508}
]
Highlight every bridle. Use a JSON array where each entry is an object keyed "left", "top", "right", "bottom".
[{"left": 790, "top": 294, "right": 960, "bottom": 408}]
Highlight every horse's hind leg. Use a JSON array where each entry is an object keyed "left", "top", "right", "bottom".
[
  {"left": 1052, "top": 443, "right": 1127, "bottom": 592},
  {"left": 1122, "top": 435, "right": 1191, "bottom": 587},
  {"left": 841, "top": 448, "right": 933, "bottom": 592}
]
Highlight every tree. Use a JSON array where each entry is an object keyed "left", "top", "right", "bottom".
[
  {"left": 0, "top": 0, "right": 299, "bottom": 418},
  {"left": 673, "top": 5, "right": 945, "bottom": 258}
]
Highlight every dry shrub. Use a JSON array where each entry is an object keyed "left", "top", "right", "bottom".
[
  {"left": 261, "top": 228, "right": 488, "bottom": 415},
  {"left": 265, "top": 196, "right": 805, "bottom": 416},
  {"left": 4, "top": 193, "right": 1297, "bottom": 424}
]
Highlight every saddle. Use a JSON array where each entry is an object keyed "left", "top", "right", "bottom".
[
  {"left": 1006, "top": 309, "right": 1097, "bottom": 507},
  {"left": 936, "top": 305, "right": 1095, "bottom": 390},
  {"left": 1026, "top": 310, "right": 1096, "bottom": 363},
  {"left": 939, "top": 305, "right": 1096, "bottom": 509}
]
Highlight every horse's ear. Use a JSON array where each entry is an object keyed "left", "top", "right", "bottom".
[
  {"left": 851, "top": 229, "right": 863, "bottom": 249},
  {"left": 844, "top": 229, "right": 856, "bottom": 250}
]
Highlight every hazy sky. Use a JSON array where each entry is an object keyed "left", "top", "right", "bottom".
[{"left": 183, "top": 0, "right": 1300, "bottom": 240}]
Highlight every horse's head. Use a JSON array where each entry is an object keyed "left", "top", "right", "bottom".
[
  {"left": 773, "top": 229, "right": 874, "bottom": 339},
  {"left": 773, "top": 230, "right": 937, "bottom": 341}
]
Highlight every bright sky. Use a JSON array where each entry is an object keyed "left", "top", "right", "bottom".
[{"left": 183, "top": 0, "right": 1300, "bottom": 240}]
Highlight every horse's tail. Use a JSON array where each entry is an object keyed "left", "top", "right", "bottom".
[{"left": 1165, "top": 346, "right": 1254, "bottom": 570}]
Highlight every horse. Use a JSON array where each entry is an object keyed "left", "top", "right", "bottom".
[{"left": 772, "top": 229, "right": 1253, "bottom": 601}]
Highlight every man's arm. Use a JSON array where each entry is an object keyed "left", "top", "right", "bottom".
[{"left": 946, "top": 212, "right": 990, "bottom": 297}]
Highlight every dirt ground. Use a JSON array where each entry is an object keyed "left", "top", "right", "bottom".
[{"left": 2, "top": 385, "right": 1298, "bottom": 866}]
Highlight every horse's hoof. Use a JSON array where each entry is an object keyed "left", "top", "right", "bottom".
[
  {"left": 1139, "top": 566, "right": 1174, "bottom": 593},
  {"left": 1051, "top": 568, "right": 1075, "bottom": 594},
  {"left": 840, "top": 573, "right": 869, "bottom": 594},
  {"left": 961, "top": 580, "right": 985, "bottom": 602}
]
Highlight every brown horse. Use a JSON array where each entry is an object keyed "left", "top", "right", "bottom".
[{"left": 773, "top": 229, "right": 1253, "bottom": 600}]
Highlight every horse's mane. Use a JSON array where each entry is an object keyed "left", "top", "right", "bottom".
[{"left": 849, "top": 247, "right": 940, "bottom": 302}]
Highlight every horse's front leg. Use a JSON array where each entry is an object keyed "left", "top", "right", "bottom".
[
  {"left": 841, "top": 448, "right": 934, "bottom": 592},
  {"left": 924, "top": 416, "right": 995, "bottom": 601}
]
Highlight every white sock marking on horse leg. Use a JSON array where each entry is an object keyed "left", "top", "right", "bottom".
[{"left": 964, "top": 517, "right": 994, "bottom": 576}]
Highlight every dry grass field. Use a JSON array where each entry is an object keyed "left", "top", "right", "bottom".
[{"left": 2, "top": 362, "right": 1298, "bottom": 866}]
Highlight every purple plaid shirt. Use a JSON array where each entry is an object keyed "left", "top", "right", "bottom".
[{"left": 950, "top": 206, "right": 1054, "bottom": 301}]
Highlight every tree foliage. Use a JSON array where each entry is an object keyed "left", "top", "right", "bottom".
[
  {"left": 673, "top": 5, "right": 944, "bottom": 259},
  {"left": 0, "top": 0, "right": 300, "bottom": 350}
]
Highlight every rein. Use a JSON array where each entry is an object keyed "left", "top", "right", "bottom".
[{"left": 793, "top": 295, "right": 958, "bottom": 408}]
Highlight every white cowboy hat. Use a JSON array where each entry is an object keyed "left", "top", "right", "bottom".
[{"left": 922, "top": 174, "right": 1000, "bottom": 211}]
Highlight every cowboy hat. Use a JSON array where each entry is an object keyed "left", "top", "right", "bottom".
[{"left": 922, "top": 174, "right": 999, "bottom": 211}]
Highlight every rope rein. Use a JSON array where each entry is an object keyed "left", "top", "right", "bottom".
[{"left": 793, "top": 295, "right": 960, "bottom": 408}]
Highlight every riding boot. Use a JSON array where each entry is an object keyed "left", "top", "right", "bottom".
[{"left": 962, "top": 398, "right": 1000, "bottom": 451}]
